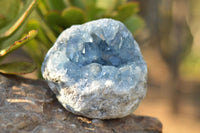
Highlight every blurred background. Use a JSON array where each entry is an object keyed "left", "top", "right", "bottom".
[
  {"left": 133, "top": 0, "right": 200, "bottom": 133},
  {"left": 0, "top": 0, "right": 200, "bottom": 133}
]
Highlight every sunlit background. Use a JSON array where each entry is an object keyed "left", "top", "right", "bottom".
[{"left": 133, "top": 0, "right": 200, "bottom": 133}]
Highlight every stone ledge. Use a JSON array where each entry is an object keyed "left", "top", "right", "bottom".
[{"left": 0, "top": 74, "right": 162, "bottom": 133}]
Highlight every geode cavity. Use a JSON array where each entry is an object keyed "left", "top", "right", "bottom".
[{"left": 42, "top": 18, "right": 147, "bottom": 119}]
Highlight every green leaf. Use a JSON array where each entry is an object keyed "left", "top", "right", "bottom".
[
  {"left": 23, "top": 39, "right": 44, "bottom": 67},
  {"left": 113, "top": 0, "right": 127, "bottom": 10},
  {"left": 0, "top": 61, "right": 36, "bottom": 75},
  {"left": 36, "top": 0, "right": 49, "bottom": 16},
  {"left": 27, "top": 20, "right": 52, "bottom": 48},
  {"left": 96, "top": 0, "right": 117, "bottom": 13},
  {"left": 86, "top": 7, "right": 105, "bottom": 20},
  {"left": 35, "top": 18, "right": 57, "bottom": 43},
  {"left": 44, "top": 0, "right": 66, "bottom": 11},
  {"left": 23, "top": 37, "right": 48, "bottom": 78},
  {"left": 83, "top": 0, "right": 105, "bottom": 20},
  {"left": 96, "top": 0, "right": 114, "bottom": 10},
  {"left": 45, "top": 11, "right": 66, "bottom": 35},
  {"left": 7, "top": 0, "right": 22, "bottom": 22},
  {"left": 0, "top": 23, "right": 26, "bottom": 56},
  {"left": 124, "top": 15, "right": 145, "bottom": 34},
  {"left": 83, "top": 0, "right": 96, "bottom": 8},
  {"left": 115, "top": 2, "right": 139, "bottom": 21},
  {"left": 0, "top": 14, "right": 6, "bottom": 28},
  {"left": 67, "top": 0, "right": 85, "bottom": 9},
  {"left": 0, "top": 0, "right": 21, "bottom": 23},
  {"left": 62, "top": 7, "right": 86, "bottom": 27},
  {"left": 45, "top": 11, "right": 66, "bottom": 29},
  {"left": 0, "top": 0, "right": 37, "bottom": 40},
  {"left": 0, "top": 30, "right": 38, "bottom": 57}
]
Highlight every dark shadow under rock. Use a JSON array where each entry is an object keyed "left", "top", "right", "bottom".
[{"left": 0, "top": 74, "right": 162, "bottom": 133}]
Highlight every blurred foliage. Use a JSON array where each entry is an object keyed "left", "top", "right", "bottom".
[
  {"left": 0, "top": 0, "right": 37, "bottom": 75},
  {"left": 180, "top": 53, "right": 200, "bottom": 80},
  {"left": 179, "top": 0, "right": 200, "bottom": 80},
  {"left": 0, "top": 0, "right": 144, "bottom": 77},
  {"left": 159, "top": 0, "right": 193, "bottom": 78},
  {"left": 134, "top": 0, "right": 193, "bottom": 78},
  {"left": 133, "top": 0, "right": 194, "bottom": 114}
]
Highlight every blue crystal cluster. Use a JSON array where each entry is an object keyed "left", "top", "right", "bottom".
[{"left": 42, "top": 19, "right": 147, "bottom": 119}]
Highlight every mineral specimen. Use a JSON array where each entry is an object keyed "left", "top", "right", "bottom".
[{"left": 42, "top": 18, "right": 147, "bottom": 119}]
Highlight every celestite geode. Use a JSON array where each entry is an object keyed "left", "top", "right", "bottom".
[{"left": 41, "top": 18, "right": 147, "bottom": 119}]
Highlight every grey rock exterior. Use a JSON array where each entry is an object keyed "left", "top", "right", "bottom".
[
  {"left": 0, "top": 74, "right": 162, "bottom": 133},
  {"left": 42, "top": 19, "right": 148, "bottom": 119}
]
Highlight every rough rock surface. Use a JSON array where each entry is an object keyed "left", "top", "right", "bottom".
[
  {"left": 42, "top": 18, "right": 148, "bottom": 119},
  {"left": 0, "top": 74, "right": 162, "bottom": 133}
]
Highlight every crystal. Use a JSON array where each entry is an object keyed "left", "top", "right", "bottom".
[{"left": 42, "top": 19, "right": 147, "bottom": 119}]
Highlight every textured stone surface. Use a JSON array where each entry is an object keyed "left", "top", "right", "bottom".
[
  {"left": 0, "top": 74, "right": 162, "bottom": 133},
  {"left": 42, "top": 18, "right": 147, "bottom": 119}
]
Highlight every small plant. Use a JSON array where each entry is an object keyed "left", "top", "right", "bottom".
[
  {"left": 0, "top": 0, "right": 37, "bottom": 74},
  {"left": 0, "top": 0, "right": 144, "bottom": 78}
]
